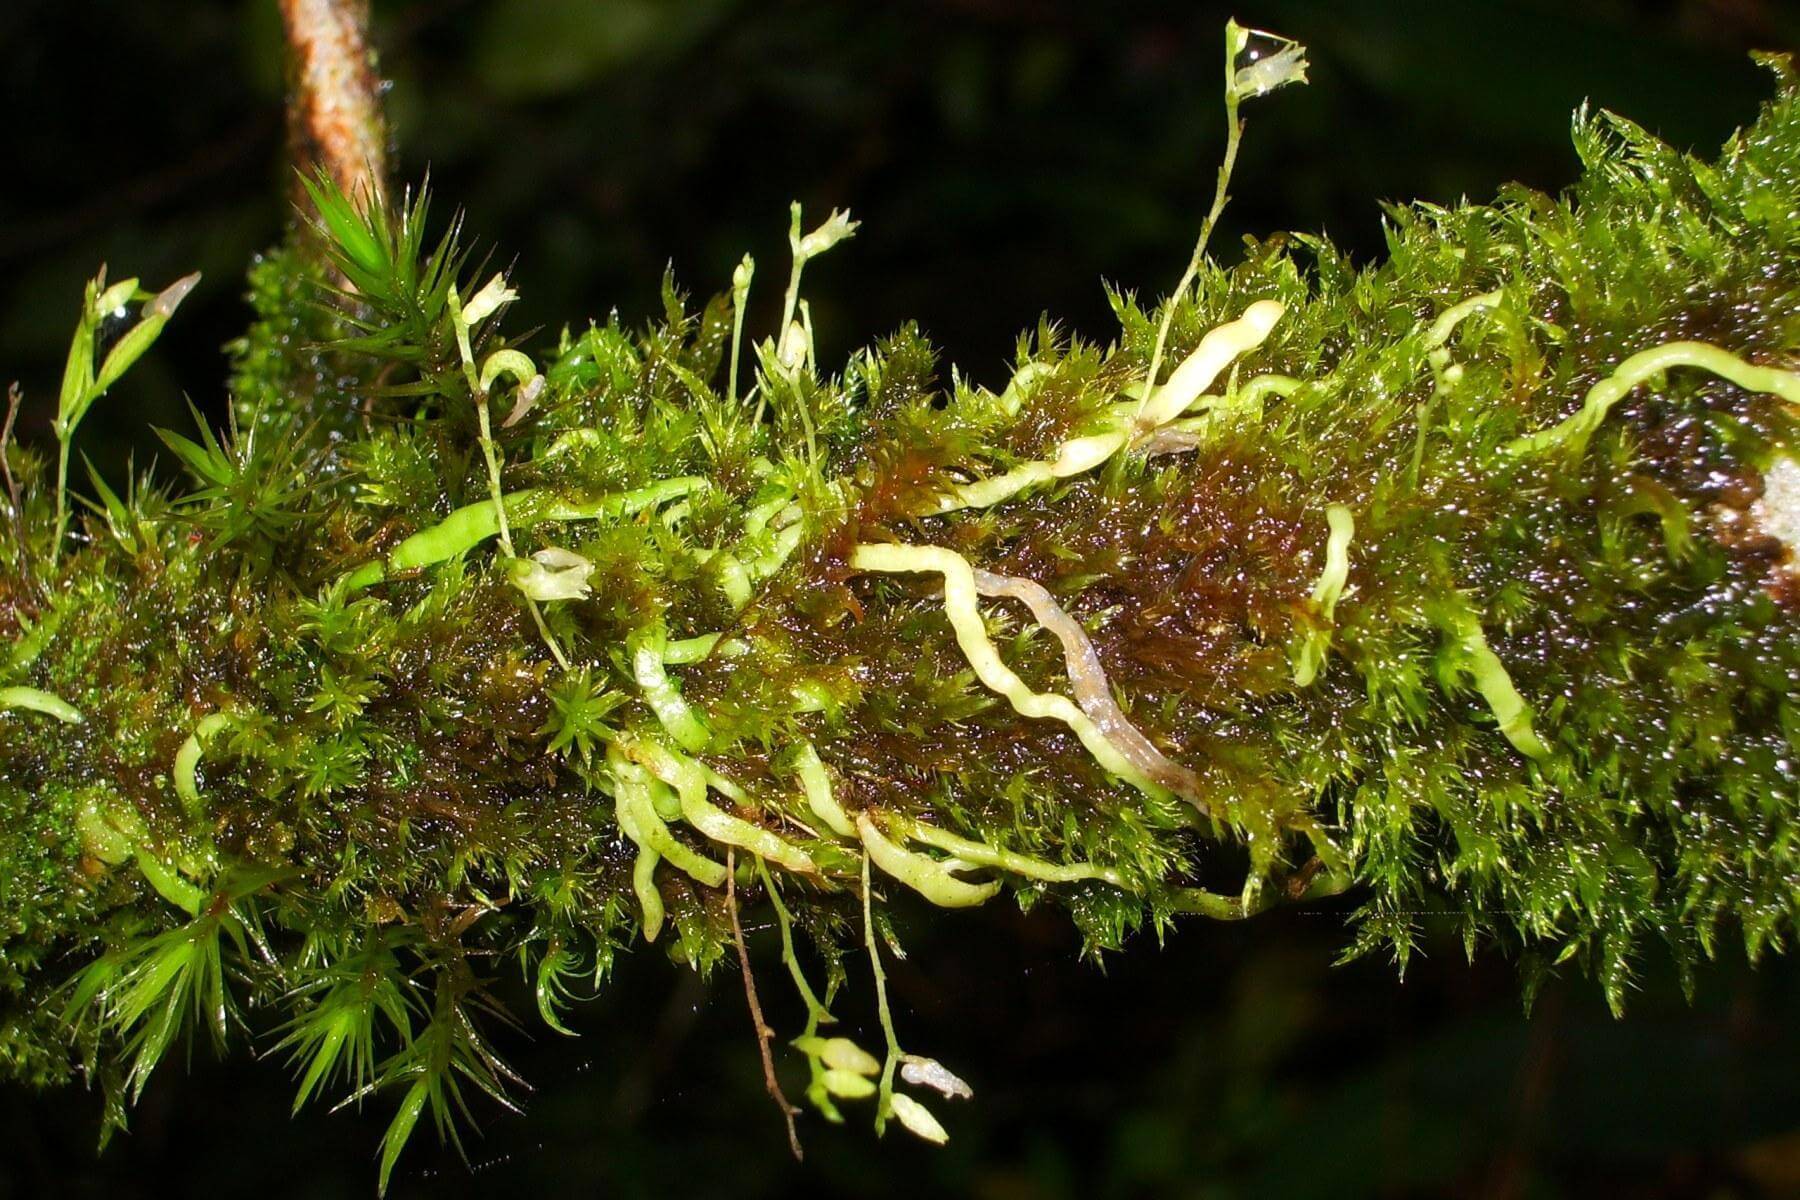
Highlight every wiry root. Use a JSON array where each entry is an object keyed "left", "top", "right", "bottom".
[
  {"left": 0, "top": 685, "right": 83, "bottom": 724},
  {"left": 929, "top": 301, "right": 1285, "bottom": 514},
  {"left": 856, "top": 814, "right": 1001, "bottom": 908},
  {"left": 793, "top": 741, "right": 855, "bottom": 838},
  {"left": 1131, "top": 372, "right": 1301, "bottom": 458},
  {"left": 882, "top": 813, "right": 1125, "bottom": 887},
  {"left": 1291, "top": 504, "right": 1355, "bottom": 687},
  {"left": 341, "top": 478, "right": 706, "bottom": 592},
  {"left": 1132, "top": 300, "right": 1285, "bottom": 428},
  {"left": 1509, "top": 339, "right": 1800, "bottom": 458},
  {"left": 970, "top": 567, "right": 1209, "bottom": 810},
  {"left": 1431, "top": 595, "right": 1550, "bottom": 761},
  {"left": 850, "top": 541, "right": 1175, "bottom": 804},
  {"left": 621, "top": 738, "right": 819, "bottom": 875}
]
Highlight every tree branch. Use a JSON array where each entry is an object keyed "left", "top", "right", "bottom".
[{"left": 278, "top": 0, "right": 387, "bottom": 207}]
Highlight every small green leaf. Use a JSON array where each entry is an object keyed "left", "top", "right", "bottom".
[
  {"left": 56, "top": 283, "right": 98, "bottom": 433},
  {"left": 821, "top": 1068, "right": 877, "bottom": 1099},
  {"left": 154, "top": 425, "right": 231, "bottom": 488},
  {"left": 377, "top": 1078, "right": 429, "bottom": 1197},
  {"left": 890, "top": 1092, "right": 949, "bottom": 1145},
  {"left": 95, "top": 276, "right": 141, "bottom": 317},
  {"left": 534, "top": 945, "right": 582, "bottom": 1037},
  {"left": 303, "top": 172, "right": 388, "bottom": 280},
  {"left": 133, "top": 854, "right": 205, "bottom": 916},
  {"left": 76, "top": 795, "right": 138, "bottom": 864},
  {"left": 478, "top": 348, "right": 537, "bottom": 395},
  {"left": 93, "top": 314, "right": 170, "bottom": 396},
  {"left": 80, "top": 454, "right": 138, "bottom": 553},
  {"left": 291, "top": 1012, "right": 353, "bottom": 1113},
  {"left": 816, "top": 1037, "right": 881, "bottom": 1076}
]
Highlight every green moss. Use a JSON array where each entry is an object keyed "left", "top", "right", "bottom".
[{"left": 3, "top": 51, "right": 1799, "bottom": 1191}]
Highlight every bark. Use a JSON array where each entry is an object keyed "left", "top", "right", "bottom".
[{"left": 278, "top": 0, "right": 387, "bottom": 207}]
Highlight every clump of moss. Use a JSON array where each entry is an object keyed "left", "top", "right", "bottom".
[{"left": 2, "top": 37, "right": 1798, "bottom": 1192}]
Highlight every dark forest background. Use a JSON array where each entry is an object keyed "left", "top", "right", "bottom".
[{"left": 4, "top": 1, "right": 1800, "bottom": 1197}]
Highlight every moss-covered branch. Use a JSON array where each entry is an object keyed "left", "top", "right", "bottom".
[{"left": 2, "top": 33, "right": 1799, "bottom": 1193}]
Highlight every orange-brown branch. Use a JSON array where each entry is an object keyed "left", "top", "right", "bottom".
[{"left": 278, "top": 0, "right": 387, "bottom": 207}]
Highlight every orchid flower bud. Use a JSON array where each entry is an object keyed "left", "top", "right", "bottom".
[
  {"left": 147, "top": 272, "right": 202, "bottom": 321},
  {"left": 95, "top": 275, "right": 140, "bottom": 319},
  {"left": 1231, "top": 30, "right": 1309, "bottom": 101},
  {"left": 501, "top": 373, "right": 546, "bottom": 428},
  {"left": 793, "top": 207, "right": 859, "bottom": 261},
  {"left": 461, "top": 272, "right": 518, "bottom": 326},
  {"left": 900, "top": 1054, "right": 973, "bottom": 1101},
  {"left": 778, "top": 320, "right": 809, "bottom": 371},
  {"left": 506, "top": 547, "right": 594, "bottom": 602}
]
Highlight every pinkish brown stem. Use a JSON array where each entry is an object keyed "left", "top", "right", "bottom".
[{"left": 278, "top": 0, "right": 387, "bottom": 208}]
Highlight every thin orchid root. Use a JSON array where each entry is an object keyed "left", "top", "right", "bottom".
[
  {"left": 1508, "top": 340, "right": 1800, "bottom": 458},
  {"left": 849, "top": 542, "right": 1176, "bottom": 805},
  {"left": 969, "top": 566, "right": 1209, "bottom": 809},
  {"left": 929, "top": 301, "right": 1284, "bottom": 515}
]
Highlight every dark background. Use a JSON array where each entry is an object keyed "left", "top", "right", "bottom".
[{"left": 4, "top": 1, "right": 1800, "bottom": 1196}]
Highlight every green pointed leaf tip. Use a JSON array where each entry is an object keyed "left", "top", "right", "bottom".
[
  {"left": 4, "top": 41, "right": 1800, "bottom": 1192},
  {"left": 303, "top": 171, "right": 389, "bottom": 280}
]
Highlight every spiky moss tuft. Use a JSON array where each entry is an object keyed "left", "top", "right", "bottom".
[{"left": 2, "top": 55, "right": 1799, "bottom": 1185}]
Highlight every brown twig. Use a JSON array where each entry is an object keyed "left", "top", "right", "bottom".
[
  {"left": 2, "top": 383, "right": 27, "bottom": 580},
  {"left": 278, "top": 0, "right": 387, "bottom": 207},
  {"left": 727, "top": 849, "right": 803, "bottom": 1160},
  {"left": 2, "top": 384, "right": 22, "bottom": 520}
]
